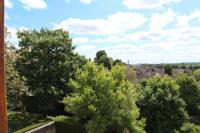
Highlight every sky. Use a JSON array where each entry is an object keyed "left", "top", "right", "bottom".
[{"left": 5, "top": 0, "right": 200, "bottom": 64}]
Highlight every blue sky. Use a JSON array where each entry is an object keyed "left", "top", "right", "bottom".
[{"left": 5, "top": 0, "right": 200, "bottom": 64}]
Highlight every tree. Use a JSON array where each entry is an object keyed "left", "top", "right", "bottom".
[
  {"left": 164, "top": 64, "right": 173, "bottom": 76},
  {"left": 64, "top": 62, "right": 145, "bottom": 133},
  {"left": 137, "top": 76, "right": 188, "bottom": 133},
  {"left": 194, "top": 69, "right": 200, "bottom": 82},
  {"left": 178, "top": 123, "right": 200, "bottom": 133},
  {"left": 113, "top": 59, "right": 123, "bottom": 66},
  {"left": 6, "top": 46, "right": 27, "bottom": 110},
  {"left": 95, "top": 50, "right": 107, "bottom": 61},
  {"left": 176, "top": 75, "right": 200, "bottom": 116},
  {"left": 94, "top": 50, "right": 112, "bottom": 70},
  {"left": 124, "top": 65, "right": 136, "bottom": 83},
  {"left": 16, "top": 29, "right": 86, "bottom": 114},
  {"left": 98, "top": 55, "right": 112, "bottom": 70}
]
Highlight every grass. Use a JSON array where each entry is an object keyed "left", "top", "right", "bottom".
[{"left": 8, "top": 111, "right": 51, "bottom": 133}]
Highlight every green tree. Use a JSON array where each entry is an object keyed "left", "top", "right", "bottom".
[
  {"left": 113, "top": 59, "right": 123, "bottom": 66},
  {"left": 176, "top": 75, "right": 200, "bottom": 116},
  {"left": 125, "top": 65, "right": 136, "bottom": 83},
  {"left": 164, "top": 64, "right": 173, "bottom": 76},
  {"left": 98, "top": 55, "right": 112, "bottom": 70},
  {"left": 94, "top": 50, "right": 112, "bottom": 70},
  {"left": 137, "top": 76, "right": 188, "bottom": 133},
  {"left": 16, "top": 29, "right": 86, "bottom": 114},
  {"left": 94, "top": 50, "right": 107, "bottom": 61},
  {"left": 194, "top": 69, "right": 200, "bottom": 82},
  {"left": 6, "top": 46, "right": 27, "bottom": 110},
  {"left": 178, "top": 123, "right": 200, "bottom": 133},
  {"left": 64, "top": 62, "right": 145, "bottom": 133}
]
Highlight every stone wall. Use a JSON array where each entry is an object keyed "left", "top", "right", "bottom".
[{"left": 26, "top": 121, "right": 56, "bottom": 133}]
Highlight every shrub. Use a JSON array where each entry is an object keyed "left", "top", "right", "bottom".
[{"left": 178, "top": 123, "right": 200, "bottom": 133}]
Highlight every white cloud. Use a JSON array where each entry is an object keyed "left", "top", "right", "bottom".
[
  {"left": 5, "top": 0, "right": 13, "bottom": 8},
  {"left": 76, "top": 45, "right": 97, "bottom": 59},
  {"left": 177, "top": 9, "right": 200, "bottom": 27},
  {"left": 122, "top": 0, "right": 181, "bottom": 10},
  {"left": 73, "top": 37, "right": 89, "bottom": 44},
  {"left": 54, "top": 12, "right": 148, "bottom": 35},
  {"left": 149, "top": 9, "right": 176, "bottom": 29},
  {"left": 19, "top": 0, "right": 47, "bottom": 10},
  {"left": 80, "top": 0, "right": 95, "bottom": 4},
  {"left": 93, "top": 27, "right": 200, "bottom": 44},
  {"left": 87, "top": 26, "right": 200, "bottom": 64},
  {"left": 102, "top": 41, "right": 200, "bottom": 64}
]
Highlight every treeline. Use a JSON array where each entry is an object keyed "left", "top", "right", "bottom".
[{"left": 6, "top": 29, "right": 200, "bottom": 133}]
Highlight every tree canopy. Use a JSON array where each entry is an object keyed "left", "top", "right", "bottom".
[
  {"left": 164, "top": 64, "right": 173, "bottom": 76},
  {"left": 176, "top": 75, "right": 200, "bottom": 116},
  {"left": 64, "top": 62, "right": 145, "bottom": 133},
  {"left": 94, "top": 50, "right": 113, "bottom": 70},
  {"left": 137, "top": 76, "right": 188, "bottom": 133},
  {"left": 6, "top": 46, "right": 27, "bottom": 110},
  {"left": 16, "top": 29, "right": 86, "bottom": 114}
]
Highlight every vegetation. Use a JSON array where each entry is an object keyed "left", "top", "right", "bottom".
[
  {"left": 16, "top": 29, "right": 86, "bottom": 114},
  {"left": 137, "top": 76, "right": 188, "bottom": 133},
  {"left": 8, "top": 112, "right": 50, "bottom": 133},
  {"left": 164, "top": 64, "right": 173, "bottom": 76},
  {"left": 94, "top": 50, "right": 113, "bottom": 70},
  {"left": 178, "top": 123, "right": 200, "bottom": 133},
  {"left": 6, "top": 46, "right": 27, "bottom": 110},
  {"left": 194, "top": 69, "right": 200, "bottom": 82},
  {"left": 6, "top": 28, "right": 200, "bottom": 133},
  {"left": 113, "top": 59, "right": 123, "bottom": 66},
  {"left": 176, "top": 75, "right": 200, "bottom": 117},
  {"left": 63, "top": 62, "right": 145, "bottom": 133}
]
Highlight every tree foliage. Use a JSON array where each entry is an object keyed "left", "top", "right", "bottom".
[
  {"left": 178, "top": 123, "right": 200, "bottom": 133},
  {"left": 194, "top": 69, "right": 200, "bottom": 82},
  {"left": 64, "top": 62, "right": 145, "bottom": 133},
  {"left": 94, "top": 50, "right": 112, "bottom": 70},
  {"left": 16, "top": 29, "right": 86, "bottom": 114},
  {"left": 137, "top": 76, "right": 188, "bottom": 133},
  {"left": 113, "top": 59, "right": 123, "bottom": 66},
  {"left": 176, "top": 75, "right": 200, "bottom": 116},
  {"left": 164, "top": 65, "right": 173, "bottom": 76},
  {"left": 124, "top": 65, "right": 136, "bottom": 83},
  {"left": 6, "top": 46, "right": 27, "bottom": 110}
]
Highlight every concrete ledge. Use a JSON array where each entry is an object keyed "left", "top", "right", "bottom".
[{"left": 26, "top": 121, "right": 56, "bottom": 133}]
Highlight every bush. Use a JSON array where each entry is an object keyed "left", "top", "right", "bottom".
[
  {"left": 63, "top": 62, "right": 145, "bottom": 133},
  {"left": 176, "top": 75, "right": 200, "bottom": 116},
  {"left": 137, "top": 76, "right": 188, "bottom": 133},
  {"left": 178, "top": 123, "right": 200, "bottom": 133}
]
